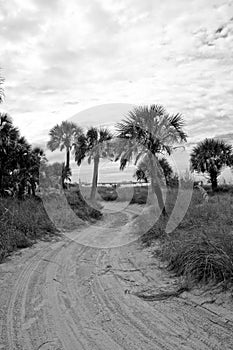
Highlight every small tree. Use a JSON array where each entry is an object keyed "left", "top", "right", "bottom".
[
  {"left": 190, "top": 138, "right": 233, "bottom": 191},
  {"left": 135, "top": 157, "right": 173, "bottom": 186},
  {"left": 135, "top": 168, "right": 148, "bottom": 183}
]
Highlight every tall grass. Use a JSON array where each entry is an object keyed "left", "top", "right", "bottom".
[
  {"left": 0, "top": 186, "right": 102, "bottom": 262},
  {"left": 0, "top": 197, "right": 57, "bottom": 261},
  {"left": 142, "top": 188, "right": 233, "bottom": 288}
]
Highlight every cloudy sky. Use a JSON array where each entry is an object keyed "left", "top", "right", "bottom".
[{"left": 1, "top": 0, "right": 233, "bottom": 181}]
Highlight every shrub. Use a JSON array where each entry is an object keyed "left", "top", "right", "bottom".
[{"left": 98, "top": 186, "right": 118, "bottom": 201}]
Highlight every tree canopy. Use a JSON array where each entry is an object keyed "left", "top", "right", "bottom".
[
  {"left": 47, "top": 121, "right": 83, "bottom": 188},
  {"left": 115, "top": 104, "right": 187, "bottom": 215},
  {"left": 0, "top": 112, "right": 46, "bottom": 198},
  {"left": 190, "top": 138, "right": 233, "bottom": 190}
]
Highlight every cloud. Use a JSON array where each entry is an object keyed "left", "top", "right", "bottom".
[
  {"left": 213, "top": 132, "right": 233, "bottom": 145},
  {"left": 0, "top": 0, "right": 232, "bottom": 166},
  {"left": 64, "top": 100, "right": 79, "bottom": 105}
]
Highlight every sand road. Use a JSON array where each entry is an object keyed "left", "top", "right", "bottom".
[{"left": 1, "top": 208, "right": 233, "bottom": 350}]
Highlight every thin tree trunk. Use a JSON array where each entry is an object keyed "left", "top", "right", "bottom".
[
  {"left": 149, "top": 154, "right": 167, "bottom": 216},
  {"left": 90, "top": 157, "right": 99, "bottom": 200}
]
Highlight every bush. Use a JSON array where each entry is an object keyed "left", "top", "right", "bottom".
[
  {"left": 130, "top": 186, "right": 148, "bottom": 204},
  {"left": 98, "top": 186, "right": 118, "bottom": 201},
  {"left": 65, "top": 187, "right": 102, "bottom": 220}
]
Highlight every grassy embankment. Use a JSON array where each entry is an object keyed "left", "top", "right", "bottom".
[
  {"left": 0, "top": 197, "right": 56, "bottom": 262},
  {"left": 142, "top": 185, "right": 233, "bottom": 289},
  {"left": 0, "top": 187, "right": 102, "bottom": 262}
]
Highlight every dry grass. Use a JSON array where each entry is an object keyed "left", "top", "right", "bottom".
[
  {"left": 0, "top": 186, "right": 102, "bottom": 262},
  {"left": 38, "top": 186, "right": 102, "bottom": 231},
  {"left": 142, "top": 187, "right": 233, "bottom": 288},
  {"left": 0, "top": 197, "right": 57, "bottom": 261}
]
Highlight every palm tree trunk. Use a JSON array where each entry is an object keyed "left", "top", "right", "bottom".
[
  {"left": 210, "top": 171, "right": 218, "bottom": 191},
  {"left": 90, "top": 156, "right": 99, "bottom": 200},
  {"left": 61, "top": 163, "right": 66, "bottom": 189},
  {"left": 149, "top": 154, "right": 167, "bottom": 216},
  {"left": 66, "top": 147, "right": 70, "bottom": 169},
  {"left": 30, "top": 179, "right": 36, "bottom": 196},
  {"left": 0, "top": 171, "right": 3, "bottom": 195},
  {"left": 18, "top": 179, "right": 26, "bottom": 200}
]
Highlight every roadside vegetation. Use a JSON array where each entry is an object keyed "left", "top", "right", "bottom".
[
  {"left": 0, "top": 197, "right": 57, "bottom": 261},
  {"left": 142, "top": 184, "right": 233, "bottom": 290}
]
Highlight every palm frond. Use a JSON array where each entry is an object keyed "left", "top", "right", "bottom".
[
  {"left": 114, "top": 104, "right": 187, "bottom": 172},
  {"left": 47, "top": 122, "right": 83, "bottom": 152},
  {"left": 86, "top": 127, "right": 98, "bottom": 148},
  {"left": 99, "top": 128, "right": 112, "bottom": 142},
  {"left": 74, "top": 134, "right": 88, "bottom": 166},
  {"left": 168, "top": 113, "right": 187, "bottom": 142}
]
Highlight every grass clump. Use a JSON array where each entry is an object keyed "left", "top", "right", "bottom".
[{"left": 164, "top": 233, "right": 233, "bottom": 286}]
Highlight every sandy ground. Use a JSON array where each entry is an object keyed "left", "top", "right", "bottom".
[{"left": 1, "top": 205, "right": 233, "bottom": 350}]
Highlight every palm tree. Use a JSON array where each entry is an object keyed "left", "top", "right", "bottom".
[
  {"left": 14, "top": 136, "right": 32, "bottom": 199},
  {"left": 190, "top": 138, "right": 233, "bottom": 191},
  {"left": 135, "top": 156, "right": 174, "bottom": 186},
  {"left": 74, "top": 127, "right": 112, "bottom": 200},
  {"left": 0, "top": 112, "right": 20, "bottom": 195},
  {"left": 115, "top": 105, "right": 187, "bottom": 215},
  {"left": 27, "top": 147, "right": 46, "bottom": 196},
  {"left": 47, "top": 121, "right": 83, "bottom": 188}
]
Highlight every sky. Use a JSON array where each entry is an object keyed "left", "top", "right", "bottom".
[{"left": 1, "top": 0, "right": 233, "bottom": 182}]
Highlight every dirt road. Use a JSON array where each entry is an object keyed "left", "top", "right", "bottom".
[{"left": 1, "top": 208, "right": 233, "bottom": 350}]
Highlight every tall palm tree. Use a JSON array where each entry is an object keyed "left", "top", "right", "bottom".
[
  {"left": 47, "top": 121, "right": 83, "bottom": 169},
  {"left": 47, "top": 121, "right": 83, "bottom": 188},
  {"left": 190, "top": 138, "right": 233, "bottom": 191},
  {"left": 75, "top": 127, "right": 112, "bottom": 200},
  {"left": 115, "top": 105, "right": 187, "bottom": 215}
]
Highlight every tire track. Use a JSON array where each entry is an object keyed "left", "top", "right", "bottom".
[
  {"left": 6, "top": 241, "right": 65, "bottom": 350},
  {"left": 96, "top": 246, "right": 233, "bottom": 349},
  {"left": 3, "top": 209, "right": 233, "bottom": 350}
]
